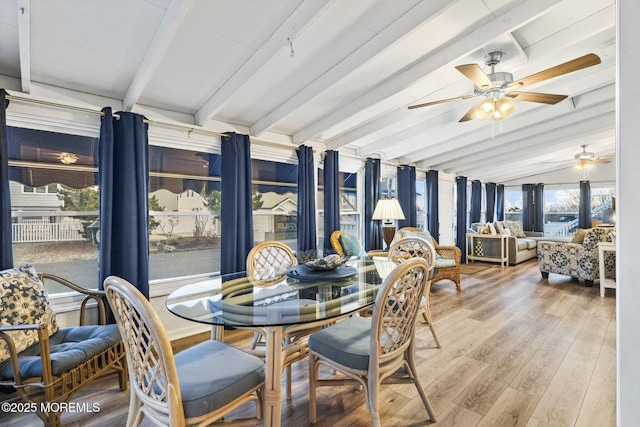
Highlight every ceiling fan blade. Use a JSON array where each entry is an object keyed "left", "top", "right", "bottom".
[
  {"left": 505, "top": 91, "right": 568, "bottom": 104},
  {"left": 408, "top": 94, "right": 475, "bottom": 109},
  {"left": 508, "top": 53, "right": 601, "bottom": 88},
  {"left": 591, "top": 158, "right": 612, "bottom": 164},
  {"left": 455, "top": 64, "right": 493, "bottom": 89},
  {"left": 459, "top": 99, "right": 484, "bottom": 122}
]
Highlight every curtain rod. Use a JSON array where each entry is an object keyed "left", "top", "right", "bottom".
[{"left": 4, "top": 92, "right": 298, "bottom": 152}]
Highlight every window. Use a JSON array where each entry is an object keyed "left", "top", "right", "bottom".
[
  {"left": 148, "top": 146, "right": 221, "bottom": 280},
  {"left": 317, "top": 169, "right": 359, "bottom": 248},
  {"left": 252, "top": 158, "right": 298, "bottom": 250},
  {"left": 416, "top": 179, "right": 426, "bottom": 229},
  {"left": 9, "top": 127, "right": 99, "bottom": 293}
]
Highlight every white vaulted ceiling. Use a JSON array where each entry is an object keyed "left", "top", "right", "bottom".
[{"left": 0, "top": 0, "right": 616, "bottom": 184}]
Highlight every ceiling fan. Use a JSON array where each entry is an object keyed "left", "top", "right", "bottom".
[
  {"left": 573, "top": 144, "right": 614, "bottom": 171},
  {"left": 408, "top": 51, "right": 601, "bottom": 122}
]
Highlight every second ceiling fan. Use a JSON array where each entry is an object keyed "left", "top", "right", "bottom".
[{"left": 408, "top": 51, "right": 601, "bottom": 122}]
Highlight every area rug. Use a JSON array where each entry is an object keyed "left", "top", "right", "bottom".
[{"left": 459, "top": 263, "right": 495, "bottom": 275}]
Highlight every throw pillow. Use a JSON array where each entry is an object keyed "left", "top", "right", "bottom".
[
  {"left": 495, "top": 221, "right": 505, "bottom": 234},
  {"left": 401, "top": 229, "right": 442, "bottom": 260},
  {"left": 572, "top": 228, "right": 589, "bottom": 244},
  {"left": 0, "top": 264, "right": 59, "bottom": 362},
  {"left": 339, "top": 234, "right": 364, "bottom": 256},
  {"left": 505, "top": 220, "right": 527, "bottom": 238},
  {"left": 488, "top": 223, "right": 497, "bottom": 235},
  {"left": 503, "top": 228, "right": 512, "bottom": 236}
]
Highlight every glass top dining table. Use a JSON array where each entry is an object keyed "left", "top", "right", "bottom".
[{"left": 165, "top": 255, "right": 396, "bottom": 427}]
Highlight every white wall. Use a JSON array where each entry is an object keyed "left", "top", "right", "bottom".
[{"left": 617, "top": 1, "right": 640, "bottom": 425}]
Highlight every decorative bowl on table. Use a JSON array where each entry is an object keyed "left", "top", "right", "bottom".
[{"left": 295, "top": 251, "right": 351, "bottom": 271}]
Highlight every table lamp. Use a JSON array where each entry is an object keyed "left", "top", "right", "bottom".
[{"left": 372, "top": 198, "right": 405, "bottom": 251}]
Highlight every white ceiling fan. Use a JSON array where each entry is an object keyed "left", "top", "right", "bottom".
[
  {"left": 573, "top": 144, "right": 614, "bottom": 171},
  {"left": 408, "top": 52, "right": 601, "bottom": 122}
]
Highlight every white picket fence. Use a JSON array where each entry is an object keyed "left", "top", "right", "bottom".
[{"left": 12, "top": 221, "right": 85, "bottom": 243}]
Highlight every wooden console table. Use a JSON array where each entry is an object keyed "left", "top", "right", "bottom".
[
  {"left": 598, "top": 241, "right": 616, "bottom": 297},
  {"left": 466, "top": 233, "right": 509, "bottom": 267}
]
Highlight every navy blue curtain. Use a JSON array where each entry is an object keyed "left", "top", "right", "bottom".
[
  {"left": 534, "top": 184, "right": 544, "bottom": 232},
  {"left": 365, "top": 158, "right": 382, "bottom": 251},
  {"left": 470, "top": 180, "right": 482, "bottom": 224},
  {"left": 323, "top": 150, "right": 340, "bottom": 251},
  {"left": 496, "top": 184, "right": 505, "bottom": 221},
  {"left": 485, "top": 182, "right": 496, "bottom": 223},
  {"left": 456, "top": 176, "right": 468, "bottom": 263},
  {"left": 397, "top": 165, "right": 416, "bottom": 229},
  {"left": 296, "top": 145, "right": 316, "bottom": 252},
  {"left": 522, "top": 184, "right": 535, "bottom": 231},
  {"left": 0, "top": 90, "right": 12, "bottom": 270},
  {"left": 99, "top": 108, "right": 150, "bottom": 298},
  {"left": 426, "top": 170, "right": 439, "bottom": 240},
  {"left": 221, "top": 132, "right": 253, "bottom": 274},
  {"left": 579, "top": 180, "right": 592, "bottom": 229}
]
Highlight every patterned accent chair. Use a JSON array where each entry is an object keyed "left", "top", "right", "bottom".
[
  {"left": 396, "top": 227, "right": 462, "bottom": 291},
  {"left": 537, "top": 227, "right": 616, "bottom": 287}
]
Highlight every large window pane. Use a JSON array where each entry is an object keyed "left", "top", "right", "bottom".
[
  {"left": 252, "top": 159, "right": 298, "bottom": 250},
  {"left": 317, "top": 170, "right": 359, "bottom": 248},
  {"left": 8, "top": 127, "right": 99, "bottom": 293},
  {"left": 148, "top": 146, "right": 220, "bottom": 280}
]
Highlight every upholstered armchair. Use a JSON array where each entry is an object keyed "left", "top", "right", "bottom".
[
  {"left": 396, "top": 227, "right": 461, "bottom": 291},
  {"left": 537, "top": 227, "right": 616, "bottom": 287}
]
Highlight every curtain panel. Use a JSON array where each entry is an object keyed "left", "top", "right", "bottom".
[
  {"left": 522, "top": 183, "right": 545, "bottom": 232},
  {"left": 323, "top": 150, "right": 340, "bottom": 251},
  {"left": 456, "top": 176, "right": 468, "bottom": 263},
  {"left": 0, "top": 90, "right": 12, "bottom": 270},
  {"left": 470, "top": 180, "right": 482, "bottom": 224},
  {"left": 522, "top": 184, "right": 535, "bottom": 231},
  {"left": 485, "top": 182, "right": 496, "bottom": 223},
  {"left": 534, "top": 184, "right": 544, "bottom": 232},
  {"left": 579, "top": 180, "right": 592, "bottom": 229},
  {"left": 364, "top": 158, "right": 382, "bottom": 251},
  {"left": 296, "top": 145, "right": 316, "bottom": 252},
  {"left": 98, "top": 108, "right": 150, "bottom": 298},
  {"left": 221, "top": 133, "right": 254, "bottom": 274},
  {"left": 397, "top": 165, "right": 416, "bottom": 229},
  {"left": 426, "top": 170, "right": 439, "bottom": 240},
  {"left": 496, "top": 184, "right": 505, "bottom": 221}
]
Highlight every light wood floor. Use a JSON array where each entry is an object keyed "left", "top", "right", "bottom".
[{"left": 1, "top": 259, "right": 616, "bottom": 427}]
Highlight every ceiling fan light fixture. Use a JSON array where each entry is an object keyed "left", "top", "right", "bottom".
[
  {"left": 574, "top": 160, "right": 594, "bottom": 171},
  {"left": 490, "top": 97, "right": 516, "bottom": 121}
]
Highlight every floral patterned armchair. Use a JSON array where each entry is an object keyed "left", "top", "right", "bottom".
[{"left": 537, "top": 227, "right": 616, "bottom": 287}]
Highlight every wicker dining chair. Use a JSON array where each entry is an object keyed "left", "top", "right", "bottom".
[
  {"left": 397, "top": 226, "right": 461, "bottom": 291},
  {"left": 104, "top": 276, "right": 264, "bottom": 427},
  {"left": 388, "top": 236, "right": 441, "bottom": 348},
  {"left": 308, "top": 257, "right": 437, "bottom": 426},
  {"left": 245, "top": 241, "right": 316, "bottom": 400}
]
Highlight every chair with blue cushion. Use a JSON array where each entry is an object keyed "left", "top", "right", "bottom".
[
  {"left": 104, "top": 276, "right": 264, "bottom": 427},
  {"left": 388, "top": 236, "right": 441, "bottom": 348},
  {"left": 0, "top": 267, "right": 127, "bottom": 427},
  {"left": 307, "top": 257, "right": 437, "bottom": 426},
  {"left": 397, "top": 226, "right": 461, "bottom": 291}
]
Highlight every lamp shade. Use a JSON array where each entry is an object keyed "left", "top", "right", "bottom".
[{"left": 372, "top": 198, "right": 406, "bottom": 221}]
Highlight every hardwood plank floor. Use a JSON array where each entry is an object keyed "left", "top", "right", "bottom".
[{"left": 0, "top": 259, "right": 616, "bottom": 426}]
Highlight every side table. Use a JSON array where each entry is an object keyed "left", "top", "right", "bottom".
[
  {"left": 466, "top": 233, "right": 509, "bottom": 267},
  {"left": 598, "top": 241, "right": 616, "bottom": 297}
]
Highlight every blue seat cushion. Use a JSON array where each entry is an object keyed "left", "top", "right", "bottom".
[
  {"left": 435, "top": 258, "right": 457, "bottom": 269},
  {"left": 0, "top": 324, "right": 121, "bottom": 379},
  {"left": 176, "top": 339, "right": 265, "bottom": 418},
  {"left": 308, "top": 316, "right": 372, "bottom": 371}
]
